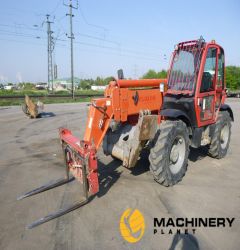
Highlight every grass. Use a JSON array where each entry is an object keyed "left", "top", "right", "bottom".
[
  {"left": 0, "top": 89, "right": 103, "bottom": 96},
  {"left": 0, "top": 96, "right": 95, "bottom": 106},
  {"left": 0, "top": 89, "right": 103, "bottom": 106},
  {"left": 0, "top": 89, "right": 47, "bottom": 96}
]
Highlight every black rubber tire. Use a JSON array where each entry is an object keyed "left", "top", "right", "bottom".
[
  {"left": 149, "top": 120, "right": 190, "bottom": 186},
  {"left": 208, "top": 111, "right": 231, "bottom": 159}
]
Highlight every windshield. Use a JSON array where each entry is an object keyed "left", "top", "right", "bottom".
[{"left": 168, "top": 47, "right": 202, "bottom": 93}]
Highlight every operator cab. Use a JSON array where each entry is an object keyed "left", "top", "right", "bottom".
[{"left": 161, "top": 37, "right": 225, "bottom": 129}]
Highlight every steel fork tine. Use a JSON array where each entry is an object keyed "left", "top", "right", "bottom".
[
  {"left": 27, "top": 198, "right": 88, "bottom": 229},
  {"left": 17, "top": 176, "right": 75, "bottom": 201}
]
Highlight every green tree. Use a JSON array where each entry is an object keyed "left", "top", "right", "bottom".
[
  {"left": 19, "top": 82, "right": 35, "bottom": 90},
  {"left": 225, "top": 66, "right": 240, "bottom": 90},
  {"left": 142, "top": 69, "right": 167, "bottom": 79},
  {"left": 157, "top": 70, "right": 167, "bottom": 78},
  {"left": 103, "top": 76, "right": 115, "bottom": 85},
  {"left": 95, "top": 77, "right": 103, "bottom": 86},
  {"left": 142, "top": 69, "right": 158, "bottom": 79},
  {"left": 80, "top": 80, "right": 91, "bottom": 90}
]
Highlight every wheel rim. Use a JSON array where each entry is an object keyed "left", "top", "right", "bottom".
[
  {"left": 169, "top": 135, "right": 186, "bottom": 174},
  {"left": 220, "top": 123, "right": 230, "bottom": 149}
]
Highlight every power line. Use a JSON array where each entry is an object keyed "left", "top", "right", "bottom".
[
  {"left": 76, "top": 3, "right": 163, "bottom": 54},
  {"left": 50, "top": 0, "right": 62, "bottom": 15},
  {"left": 0, "top": 29, "right": 43, "bottom": 39},
  {"left": 52, "top": 34, "right": 161, "bottom": 61},
  {"left": 56, "top": 14, "right": 68, "bottom": 22},
  {"left": 73, "top": 41, "right": 161, "bottom": 62},
  {"left": 78, "top": 1, "right": 108, "bottom": 34},
  {"left": 0, "top": 31, "right": 66, "bottom": 48},
  {"left": 0, "top": 37, "right": 46, "bottom": 46},
  {"left": 0, "top": 23, "right": 44, "bottom": 32},
  {"left": 54, "top": 26, "right": 160, "bottom": 59},
  {"left": 75, "top": 32, "right": 120, "bottom": 47},
  {"left": 0, "top": 30, "right": 160, "bottom": 62},
  {"left": 0, "top": 17, "right": 163, "bottom": 57},
  {"left": 0, "top": 6, "right": 45, "bottom": 17},
  {"left": 0, "top": 26, "right": 160, "bottom": 60},
  {"left": 73, "top": 40, "right": 160, "bottom": 60}
]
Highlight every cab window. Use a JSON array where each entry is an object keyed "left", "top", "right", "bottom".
[
  {"left": 200, "top": 47, "right": 217, "bottom": 92},
  {"left": 217, "top": 49, "right": 224, "bottom": 89}
]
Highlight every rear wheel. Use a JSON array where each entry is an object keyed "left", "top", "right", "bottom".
[
  {"left": 149, "top": 120, "right": 189, "bottom": 186},
  {"left": 208, "top": 111, "right": 231, "bottom": 159}
]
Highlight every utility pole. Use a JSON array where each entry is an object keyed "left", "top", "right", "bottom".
[
  {"left": 64, "top": 0, "right": 78, "bottom": 99},
  {"left": 54, "top": 64, "right": 58, "bottom": 79},
  {"left": 46, "top": 14, "right": 54, "bottom": 93}
]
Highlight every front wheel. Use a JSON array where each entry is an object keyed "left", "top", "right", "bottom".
[{"left": 149, "top": 120, "right": 189, "bottom": 186}]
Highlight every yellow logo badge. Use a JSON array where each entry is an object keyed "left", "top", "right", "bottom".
[{"left": 119, "top": 208, "right": 145, "bottom": 243}]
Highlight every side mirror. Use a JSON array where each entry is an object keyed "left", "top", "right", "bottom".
[{"left": 117, "top": 69, "right": 124, "bottom": 80}]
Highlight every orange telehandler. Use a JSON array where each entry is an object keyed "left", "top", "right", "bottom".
[{"left": 18, "top": 38, "right": 233, "bottom": 229}]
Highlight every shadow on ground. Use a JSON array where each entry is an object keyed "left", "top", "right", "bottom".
[
  {"left": 96, "top": 145, "right": 211, "bottom": 197},
  {"left": 97, "top": 158, "right": 122, "bottom": 198},
  {"left": 131, "top": 149, "right": 150, "bottom": 176},
  {"left": 96, "top": 148, "right": 151, "bottom": 197},
  {"left": 38, "top": 112, "right": 56, "bottom": 118},
  {"left": 189, "top": 146, "right": 209, "bottom": 162},
  {"left": 169, "top": 233, "right": 199, "bottom": 250}
]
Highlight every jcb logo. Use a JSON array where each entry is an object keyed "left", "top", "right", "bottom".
[{"left": 119, "top": 208, "right": 145, "bottom": 243}]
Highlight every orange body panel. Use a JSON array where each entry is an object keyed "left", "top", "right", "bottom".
[
  {"left": 83, "top": 98, "right": 113, "bottom": 149},
  {"left": 83, "top": 79, "right": 167, "bottom": 149},
  {"left": 112, "top": 88, "right": 163, "bottom": 122},
  {"left": 117, "top": 79, "right": 167, "bottom": 88}
]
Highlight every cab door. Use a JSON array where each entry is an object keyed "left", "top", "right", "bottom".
[
  {"left": 215, "top": 48, "right": 225, "bottom": 110},
  {"left": 196, "top": 45, "right": 218, "bottom": 127}
]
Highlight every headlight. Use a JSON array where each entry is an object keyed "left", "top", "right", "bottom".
[{"left": 159, "top": 82, "right": 165, "bottom": 92}]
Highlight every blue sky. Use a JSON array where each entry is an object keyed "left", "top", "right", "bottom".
[{"left": 0, "top": 0, "right": 239, "bottom": 83}]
